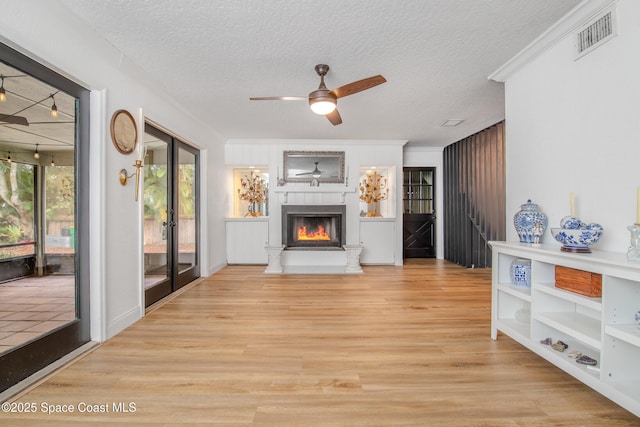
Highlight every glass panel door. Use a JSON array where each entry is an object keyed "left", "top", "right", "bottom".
[
  {"left": 143, "top": 128, "right": 170, "bottom": 304},
  {"left": 0, "top": 42, "right": 90, "bottom": 392},
  {"left": 175, "top": 146, "right": 198, "bottom": 289},
  {"left": 143, "top": 124, "right": 199, "bottom": 307}
]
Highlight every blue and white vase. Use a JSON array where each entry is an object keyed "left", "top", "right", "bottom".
[
  {"left": 510, "top": 258, "right": 531, "bottom": 288},
  {"left": 514, "top": 199, "right": 548, "bottom": 243}
]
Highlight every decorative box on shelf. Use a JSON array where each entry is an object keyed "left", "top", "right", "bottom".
[{"left": 554, "top": 265, "right": 602, "bottom": 297}]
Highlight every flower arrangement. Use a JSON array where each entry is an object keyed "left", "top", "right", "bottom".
[
  {"left": 238, "top": 171, "right": 268, "bottom": 217},
  {"left": 359, "top": 171, "right": 388, "bottom": 217}
]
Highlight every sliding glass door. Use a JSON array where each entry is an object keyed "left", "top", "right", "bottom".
[
  {"left": 0, "top": 42, "right": 90, "bottom": 392},
  {"left": 143, "top": 123, "right": 199, "bottom": 307}
]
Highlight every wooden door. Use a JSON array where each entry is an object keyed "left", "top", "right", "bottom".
[{"left": 403, "top": 168, "right": 436, "bottom": 258}]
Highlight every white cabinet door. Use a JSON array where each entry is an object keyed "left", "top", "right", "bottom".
[
  {"left": 359, "top": 220, "right": 395, "bottom": 264},
  {"left": 226, "top": 219, "right": 269, "bottom": 264}
]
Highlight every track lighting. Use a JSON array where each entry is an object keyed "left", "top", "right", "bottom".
[
  {"left": 0, "top": 75, "right": 6, "bottom": 102},
  {"left": 34, "top": 144, "right": 40, "bottom": 159},
  {"left": 50, "top": 94, "right": 58, "bottom": 117}
]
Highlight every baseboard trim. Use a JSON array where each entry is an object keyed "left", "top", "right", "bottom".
[
  {"left": 106, "top": 305, "right": 141, "bottom": 339},
  {"left": 0, "top": 341, "right": 99, "bottom": 403}
]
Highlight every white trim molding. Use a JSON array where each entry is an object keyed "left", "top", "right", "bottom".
[{"left": 489, "top": 0, "right": 618, "bottom": 82}]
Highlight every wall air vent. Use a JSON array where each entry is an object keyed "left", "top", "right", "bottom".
[{"left": 575, "top": 8, "right": 616, "bottom": 60}]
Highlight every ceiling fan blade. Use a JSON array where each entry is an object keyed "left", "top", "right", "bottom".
[
  {"left": 326, "top": 108, "right": 342, "bottom": 126},
  {"left": 330, "top": 75, "right": 386, "bottom": 99},
  {"left": 29, "top": 121, "right": 75, "bottom": 125},
  {"left": 0, "top": 114, "right": 29, "bottom": 126},
  {"left": 250, "top": 96, "right": 307, "bottom": 101}
]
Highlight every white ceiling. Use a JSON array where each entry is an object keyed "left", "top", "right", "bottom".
[
  {"left": 57, "top": 0, "right": 581, "bottom": 148},
  {"left": 0, "top": 62, "right": 76, "bottom": 157}
]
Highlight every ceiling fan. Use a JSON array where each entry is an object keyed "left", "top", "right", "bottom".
[
  {"left": 250, "top": 64, "right": 386, "bottom": 126},
  {"left": 296, "top": 161, "right": 323, "bottom": 178},
  {"left": 0, "top": 114, "right": 29, "bottom": 126}
]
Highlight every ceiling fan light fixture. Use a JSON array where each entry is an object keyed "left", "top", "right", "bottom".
[
  {"left": 309, "top": 89, "right": 337, "bottom": 115},
  {"left": 310, "top": 100, "right": 336, "bottom": 115}
]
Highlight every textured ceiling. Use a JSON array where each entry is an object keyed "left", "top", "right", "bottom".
[{"left": 58, "top": 0, "right": 582, "bottom": 148}]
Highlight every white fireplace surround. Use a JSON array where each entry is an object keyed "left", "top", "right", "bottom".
[{"left": 270, "top": 195, "right": 360, "bottom": 273}]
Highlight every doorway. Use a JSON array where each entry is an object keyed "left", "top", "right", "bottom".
[
  {"left": 403, "top": 167, "right": 436, "bottom": 258},
  {"left": 0, "top": 43, "right": 90, "bottom": 392},
  {"left": 143, "top": 123, "right": 199, "bottom": 308}
]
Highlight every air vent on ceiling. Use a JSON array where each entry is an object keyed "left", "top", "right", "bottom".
[{"left": 575, "top": 8, "right": 617, "bottom": 60}]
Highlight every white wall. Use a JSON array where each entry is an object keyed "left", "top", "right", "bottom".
[
  {"left": 0, "top": 1, "right": 227, "bottom": 340},
  {"left": 403, "top": 146, "right": 444, "bottom": 259},
  {"left": 496, "top": 0, "right": 640, "bottom": 254},
  {"left": 226, "top": 139, "right": 406, "bottom": 266}
]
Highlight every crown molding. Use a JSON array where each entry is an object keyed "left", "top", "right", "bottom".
[
  {"left": 226, "top": 139, "right": 408, "bottom": 146},
  {"left": 403, "top": 146, "right": 444, "bottom": 153},
  {"left": 489, "top": 0, "right": 617, "bottom": 82}
]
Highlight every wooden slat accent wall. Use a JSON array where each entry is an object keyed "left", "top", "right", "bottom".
[{"left": 443, "top": 121, "right": 506, "bottom": 268}]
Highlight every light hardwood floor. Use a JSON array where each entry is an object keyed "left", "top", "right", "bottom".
[{"left": 2, "top": 259, "right": 638, "bottom": 426}]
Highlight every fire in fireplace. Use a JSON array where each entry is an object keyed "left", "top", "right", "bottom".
[
  {"left": 298, "top": 224, "right": 331, "bottom": 241},
  {"left": 282, "top": 205, "right": 346, "bottom": 250}
]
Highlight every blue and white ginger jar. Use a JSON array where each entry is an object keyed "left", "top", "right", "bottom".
[
  {"left": 514, "top": 199, "right": 548, "bottom": 243},
  {"left": 510, "top": 258, "right": 531, "bottom": 288}
]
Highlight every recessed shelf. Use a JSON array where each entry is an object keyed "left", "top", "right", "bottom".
[
  {"left": 534, "top": 312, "right": 601, "bottom": 350},
  {"left": 495, "top": 318, "right": 530, "bottom": 341},
  {"left": 497, "top": 283, "right": 531, "bottom": 302},
  {"left": 535, "top": 340, "right": 600, "bottom": 380},
  {"left": 534, "top": 281, "right": 602, "bottom": 312},
  {"left": 605, "top": 324, "right": 640, "bottom": 348}
]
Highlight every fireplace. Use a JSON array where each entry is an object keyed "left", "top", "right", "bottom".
[{"left": 282, "top": 205, "right": 346, "bottom": 250}]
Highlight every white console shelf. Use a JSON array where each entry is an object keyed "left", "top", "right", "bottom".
[{"left": 490, "top": 241, "right": 640, "bottom": 417}]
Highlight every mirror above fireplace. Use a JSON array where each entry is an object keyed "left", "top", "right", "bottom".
[{"left": 283, "top": 151, "right": 345, "bottom": 184}]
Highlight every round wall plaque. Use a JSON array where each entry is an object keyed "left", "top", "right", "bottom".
[{"left": 110, "top": 109, "right": 138, "bottom": 154}]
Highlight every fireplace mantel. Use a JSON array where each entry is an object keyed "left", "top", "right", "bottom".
[{"left": 273, "top": 186, "right": 357, "bottom": 204}]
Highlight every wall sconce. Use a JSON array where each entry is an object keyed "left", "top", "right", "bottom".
[{"left": 119, "top": 159, "right": 144, "bottom": 201}]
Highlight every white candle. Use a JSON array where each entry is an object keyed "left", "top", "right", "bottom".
[
  {"left": 636, "top": 187, "right": 640, "bottom": 225},
  {"left": 570, "top": 192, "right": 575, "bottom": 217}
]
